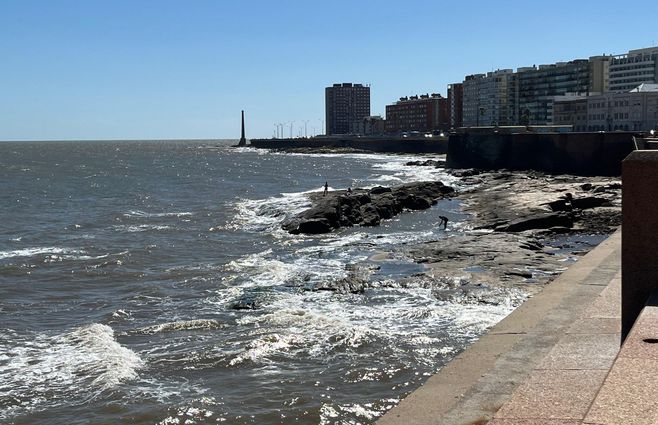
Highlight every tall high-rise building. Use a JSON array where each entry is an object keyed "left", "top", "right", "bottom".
[
  {"left": 609, "top": 47, "right": 658, "bottom": 92},
  {"left": 447, "top": 83, "right": 463, "bottom": 129},
  {"left": 325, "top": 83, "right": 370, "bottom": 135}
]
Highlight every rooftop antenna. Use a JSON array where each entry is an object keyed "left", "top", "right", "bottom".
[{"left": 238, "top": 110, "right": 247, "bottom": 146}]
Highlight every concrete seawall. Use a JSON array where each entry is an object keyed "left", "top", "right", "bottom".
[
  {"left": 249, "top": 137, "right": 449, "bottom": 154},
  {"left": 446, "top": 132, "right": 637, "bottom": 176}
]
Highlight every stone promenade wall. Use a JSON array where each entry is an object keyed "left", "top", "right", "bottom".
[
  {"left": 249, "top": 137, "right": 449, "bottom": 154},
  {"left": 446, "top": 132, "right": 638, "bottom": 176}
]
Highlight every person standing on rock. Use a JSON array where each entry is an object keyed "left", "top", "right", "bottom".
[
  {"left": 439, "top": 215, "right": 449, "bottom": 230},
  {"left": 324, "top": 181, "right": 329, "bottom": 196}
]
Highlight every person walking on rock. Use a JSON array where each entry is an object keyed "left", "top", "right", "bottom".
[{"left": 323, "top": 181, "right": 329, "bottom": 196}]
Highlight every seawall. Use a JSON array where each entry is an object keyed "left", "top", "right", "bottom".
[
  {"left": 446, "top": 132, "right": 638, "bottom": 176},
  {"left": 249, "top": 136, "right": 449, "bottom": 154}
]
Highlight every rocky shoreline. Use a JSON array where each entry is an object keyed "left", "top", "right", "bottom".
[
  {"left": 273, "top": 163, "right": 621, "bottom": 301},
  {"left": 282, "top": 181, "right": 455, "bottom": 234}
]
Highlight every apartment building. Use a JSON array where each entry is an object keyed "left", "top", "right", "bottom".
[
  {"left": 553, "top": 84, "right": 658, "bottom": 132},
  {"left": 609, "top": 47, "right": 658, "bottom": 92},
  {"left": 385, "top": 94, "right": 448, "bottom": 133},
  {"left": 447, "top": 83, "right": 463, "bottom": 129},
  {"left": 462, "top": 70, "right": 516, "bottom": 127},
  {"left": 325, "top": 83, "right": 371, "bottom": 135}
]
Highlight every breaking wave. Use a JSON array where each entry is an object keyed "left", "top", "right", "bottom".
[{"left": 0, "top": 324, "right": 143, "bottom": 419}]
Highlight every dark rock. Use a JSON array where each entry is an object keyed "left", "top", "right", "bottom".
[
  {"left": 370, "top": 186, "right": 392, "bottom": 195},
  {"left": 450, "top": 168, "right": 481, "bottom": 177},
  {"left": 505, "top": 270, "right": 533, "bottom": 278},
  {"left": 405, "top": 159, "right": 444, "bottom": 167},
  {"left": 547, "top": 199, "right": 572, "bottom": 212},
  {"left": 519, "top": 240, "right": 544, "bottom": 251},
  {"left": 231, "top": 297, "right": 260, "bottom": 310},
  {"left": 495, "top": 213, "right": 573, "bottom": 232},
  {"left": 371, "top": 194, "right": 402, "bottom": 219},
  {"left": 359, "top": 204, "right": 381, "bottom": 226},
  {"left": 572, "top": 196, "right": 611, "bottom": 209},
  {"left": 581, "top": 183, "right": 593, "bottom": 191},
  {"left": 547, "top": 196, "right": 611, "bottom": 212},
  {"left": 295, "top": 218, "right": 334, "bottom": 234},
  {"left": 283, "top": 180, "right": 454, "bottom": 234},
  {"left": 397, "top": 194, "right": 433, "bottom": 210}
]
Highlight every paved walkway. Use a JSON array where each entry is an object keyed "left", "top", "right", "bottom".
[{"left": 378, "top": 230, "right": 622, "bottom": 425}]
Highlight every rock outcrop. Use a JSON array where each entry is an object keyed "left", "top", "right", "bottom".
[{"left": 282, "top": 181, "right": 454, "bottom": 234}]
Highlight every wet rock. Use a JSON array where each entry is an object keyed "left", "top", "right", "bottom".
[
  {"left": 405, "top": 159, "right": 445, "bottom": 167},
  {"left": 230, "top": 297, "right": 260, "bottom": 310},
  {"left": 370, "top": 186, "right": 392, "bottom": 195},
  {"left": 359, "top": 204, "right": 381, "bottom": 226},
  {"left": 449, "top": 168, "right": 481, "bottom": 177},
  {"left": 283, "top": 181, "right": 454, "bottom": 234}
]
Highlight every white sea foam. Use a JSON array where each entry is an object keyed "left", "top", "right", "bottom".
[
  {"left": 123, "top": 210, "right": 193, "bottom": 218},
  {"left": 0, "top": 324, "right": 143, "bottom": 419},
  {"left": 138, "top": 319, "right": 225, "bottom": 335},
  {"left": 229, "top": 190, "right": 313, "bottom": 233},
  {"left": 113, "top": 224, "right": 173, "bottom": 232},
  {"left": 222, "top": 248, "right": 351, "bottom": 289},
  {"left": 0, "top": 247, "right": 84, "bottom": 260}
]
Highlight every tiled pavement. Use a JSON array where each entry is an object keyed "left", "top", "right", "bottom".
[{"left": 379, "top": 230, "right": 625, "bottom": 425}]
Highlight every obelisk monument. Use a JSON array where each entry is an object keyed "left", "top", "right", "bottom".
[{"left": 238, "top": 110, "right": 247, "bottom": 146}]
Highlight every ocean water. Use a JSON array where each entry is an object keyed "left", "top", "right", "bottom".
[{"left": 1, "top": 140, "right": 524, "bottom": 424}]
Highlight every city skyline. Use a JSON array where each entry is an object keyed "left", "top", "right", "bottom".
[{"left": 2, "top": 0, "right": 658, "bottom": 141}]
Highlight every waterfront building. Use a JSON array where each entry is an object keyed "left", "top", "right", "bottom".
[
  {"left": 325, "top": 83, "right": 371, "bottom": 135},
  {"left": 552, "top": 84, "right": 658, "bottom": 132},
  {"left": 587, "top": 84, "right": 658, "bottom": 131},
  {"left": 350, "top": 115, "right": 386, "bottom": 136},
  {"left": 462, "top": 70, "right": 516, "bottom": 127},
  {"left": 609, "top": 47, "right": 658, "bottom": 92},
  {"left": 384, "top": 94, "right": 449, "bottom": 133},
  {"left": 516, "top": 60, "right": 595, "bottom": 125},
  {"left": 447, "top": 83, "right": 463, "bottom": 129},
  {"left": 552, "top": 94, "right": 590, "bottom": 131}
]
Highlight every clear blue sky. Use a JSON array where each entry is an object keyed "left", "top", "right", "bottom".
[{"left": 2, "top": 0, "right": 657, "bottom": 140}]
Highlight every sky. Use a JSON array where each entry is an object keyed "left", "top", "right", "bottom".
[{"left": 1, "top": 0, "right": 657, "bottom": 141}]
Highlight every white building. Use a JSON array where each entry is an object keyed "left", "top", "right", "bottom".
[
  {"left": 462, "top": 69, "right": 515, "bottom": 127},
  {"left": 609, "top": 47, "right": 658, "bottom": 92}
]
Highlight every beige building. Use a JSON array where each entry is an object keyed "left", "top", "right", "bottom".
[
  {"left": 609, "top": 47, "right": 658, "bottom": 92},
  {"left": 553, "top": 94, "right": 589, "bottom": 131},
  {"left": 553, "top": 84, "right": 658, "bottom": 132}
]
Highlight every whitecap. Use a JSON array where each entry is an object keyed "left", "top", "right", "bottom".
[
  {"left": 137, "top": 319, "right": 225, "bottom": 335},
  {"left": 122, "top": 210, "right": 192, "bottom": 218},
  {"left": 0, "top": 324, "right": 143, "bottom": 419},
  {"left": 112, "top": 224, "right": 173, "bottom": 233},
  {"left": 0, "top": 247, "right": 84, "bottom": 260}
]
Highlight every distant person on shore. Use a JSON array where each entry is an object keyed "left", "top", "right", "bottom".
[
  {"left": 324, "top": 181, "right": 329, "bottom": 196},
  {"left": 347, "top": 187, "right": 352, "bottom": 195},
  {"left": 438, "top": 215, "right": 449, "bottom": 230}
]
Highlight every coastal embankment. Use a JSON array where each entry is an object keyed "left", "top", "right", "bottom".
[
  {"left": 447, "top": 131, "right": 637, "bottom": 176},
  {"left": 250, "top": 136, "right": 449, "bottom": 154}
]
